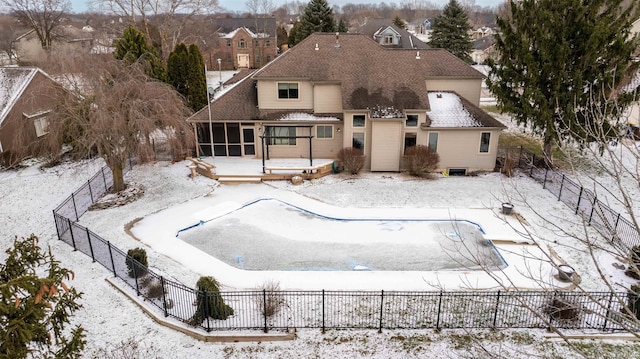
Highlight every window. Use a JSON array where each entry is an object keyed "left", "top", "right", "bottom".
[
  {"left": 352, "top": 132, "right": 365, "bottom": 152},
  {"left": 256, "top": 55, "right": 261, "bottom": 64},
  {"left": 34, "top": 117, "right": 50, "bottom": 137},
  {"left": 266, "top": 55, "right": 271, "bottom": 62},
  {"left": 277, "top": 83, "right": 299, "bottom": 99},
  {"left": 268, "top": 127, "right": 296, "bottom": 145},
  {"left": 254, "top": 40, "right": 258, "bottom": 47},
  {"left": 406, "top": 115, "right": 418, "bottom": 127},
  {"left": 266, "top": 40, "right": 271, "bottom": 47},
  {"left": 353, "top": 115, "right": 365, "bottom": 127},
  {"left": 479, "top": 132, "right": 491, "bottom": 153},
  {"left": 238, "top": 39, "right": 246, "bottom": 48},
  {"left": 316, "top": 125, "right": 333, "bottom": 139},
  {"left": 384, "top": 34, "right": 394, "bottom": 44},
  {"left": 226, "top": 39, "right": 231, "bottom": 46},
  {"left": 428, "top": 132, "right": 438, "bottom": 151},
  {"left": 404, "top": 133, "right": 416, "bottom": 151}
]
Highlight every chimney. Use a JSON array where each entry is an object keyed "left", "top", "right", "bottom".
[
  {"left": 315, "top": 43, "right": 319, "bottom": 51},
  {"left": 416, "top": 51, "right": 420, "bottom": 59},
  {"left": 334, "top": 32, "right": 341, "bottom": 48}
]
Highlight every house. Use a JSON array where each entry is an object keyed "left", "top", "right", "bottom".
[
  {"left": 207, "top": 18, "right": 278, "bottom": 70},
  {"left": 356, "top": 19, "right": 430, "bottom": 49},
  {"left": 188, "top": 33, "right": 505, "bottom": 174},
  {"left": 14, "top": 25, "right": 95, "bottom": 63},
  {"left": 0, "top": 67, "right": 67, "bottom": 166},
  {"left": 471, "top": 35, "right": 496, "bottom": 65}
]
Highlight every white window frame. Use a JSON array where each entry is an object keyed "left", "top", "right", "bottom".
[
  {"left": 316, "top": 125, "right": 333, "bottom": 139},
  {"left": 384, "top": 34, "right": 394, "bottom": 44},
  {"left": 352, "top": 132, "right": 365, "bottom": 153},
  {"left": 353, "top": 114, "right": 366, "bottom": 128},
  {"left": 406, "top": 114, "right": 419, "bottom": 127},
  {"left": 238, "top": 39, "right": 246, "bottom": 48},
  {"left": 428, "top": 132, "right": 438, "bottom": 152},
  {"left": 34, "top": 116, "right": 50, "bottom": 137},
  {"left": 479, "top": 132, "right": 491, "bottom": 153},
  {"left": 277, "top": 83, "right": 299, "bottom": 99}
]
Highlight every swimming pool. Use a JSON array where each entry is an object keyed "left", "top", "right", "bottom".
[{"left": 176, "top": 199, "right": 506, "bottom": 272}]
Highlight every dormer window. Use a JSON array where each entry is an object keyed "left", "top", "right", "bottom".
[
  {"left": 384, "top": 34, "right": 394, "bottom": 44},
  {"left": 278, "top": 83, "right": 299, "bottom": 99}
]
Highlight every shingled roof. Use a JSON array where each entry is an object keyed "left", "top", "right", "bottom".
[
  {"left": 356, "top": 19, "right": 430, "bottom": 50},
  {"left": 190, "top": 33, "right": 486, "bottom": 123}
]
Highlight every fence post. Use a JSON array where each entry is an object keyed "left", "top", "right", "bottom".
[
  {"left": 88, "top": 180, "right": 94, "bottom": 204},
  {"left": 85, "top": 227, "right": 95, "bottom": 262},
  {"left": 614, "top": 213, "right": 621, "bottom": 231},
  {"left": 67, "top": 218, "right": 77, "bottom": 251},
  {"left": 263, "top": 289, "right": 268, "bottom": 333},
  {"left": 436, "top": 292, "right": 443, "bottom": 331},
  {"left": 378, "top": 290, "right": 385, "bottom": 333},
  {"left": 107, "top": 242, "right": 116, "bottom": 277},
  {"left": 492, "top": 291, "right": 501, "bottom": 328},
  {"left": 321, "top": 290, "right": 326, "bottom": 333},
  {"left": 543, "top": 168, "right": 548, "bottom": 189},
  {"left": 588, "top": 196, "right": 598, "bottom": 225},
  {"left": 575, "top": 187, "right": 583, "bottom": 214},
  {"left": 101, "top": 167, "right": 108, "bottom": 191},
  {"left": 558, "top": 174, "right": 565, "bottom": 201},
  {"left": 602, "top": 292, "right": 615, "bottom": 331},
  {"left": 71, "top": 193, "right": 79, "bottom": 222},
  {"left": 53, "top": 211, "right": 62, "bottom": 240},
  {"left": 161, "top": 276, "right": 168, "bottom": 317}
]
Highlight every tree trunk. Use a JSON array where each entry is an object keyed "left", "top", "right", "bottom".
[
  {"left": 543, "top": 131, "right": 554, "bottom": 167},
  {"left": 111, "top": 164, "right": 125, "bottom": 192}
]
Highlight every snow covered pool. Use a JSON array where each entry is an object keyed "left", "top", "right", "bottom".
[{"left": 176, "top": 199, "right": 506, "bottom": 272}]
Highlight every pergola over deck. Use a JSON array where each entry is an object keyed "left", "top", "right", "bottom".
[{"left": 259, "top": 125, "right": 314, "bottom": 174}]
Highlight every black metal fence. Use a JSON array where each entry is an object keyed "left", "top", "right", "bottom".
[
  {"left": 52, "top": 160, "right": 640, "bottom": 333},
  {"left": 512, "top": 146, "right": 640, "bottom": 251}
]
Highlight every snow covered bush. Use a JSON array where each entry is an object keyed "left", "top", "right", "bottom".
[
  {"left": 125, "top": 248, "right": 148, "bottom": 278},
  {"left": 403, "top": 145, "right": 440, "bottom": 178},
  {"left": 337, "top": 147, "right": 365, "bottom": 175},
  {"left": 189, "top": 276, "right": 233, "bottom": 325}
]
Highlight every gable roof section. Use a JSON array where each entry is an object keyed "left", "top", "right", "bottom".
[
  {"left": 190, "top": 71, "right": 259, "bottom": 122},
  {"left": 254, "top": 33, "right": 483, "bottom": 113},
  {"left": 424, "top": 92, "right": 505, "bottom": 129},
  {"left": 0, "top": 67, "right": 38, "bottom": 126},
  {"left": 357, "top": 19, "right": 430, "bottom": 49},
  {"left": 212, "top": 17, "right": 276, "bottom": 37}
]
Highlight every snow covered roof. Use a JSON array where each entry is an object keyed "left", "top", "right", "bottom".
[
  {"left": 222, "top": 27, "right": 257, "bottom": 39},
  {"left": 426, "top": 92, "right": 482, "bottom": 127},
  {"left": 0, "top": 67, "right": 38, "bottom": 126},
  {"left": 273, "top": 112, "right": 341, "bottom": 122}
]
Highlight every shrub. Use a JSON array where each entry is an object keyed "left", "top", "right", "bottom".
[
  {"left": 255, "top": 280, "right": 285, "bottom": 318},
  {"left": 628, "top": 285, "right": 640, "bottom": 319},
  {"left": 337, "top": 147, "right": 365, "bottom": 175},
  {"left": 625, "top": 246, "right": 640, "bottom": 279},
  {"left": 189, "top": 276, "right": 234, "bottom": 325},
  {"left": 126, "top": 247, "right": 148, "bottom": 278},
  {"left": 544, "top": 296, "right": 580, "bottom": 321},
  {"left": 139, "top": 276, "right": 164, "bottom": 299},
  {"left": 403, "top": 145, "right": 440, "bottom": 178},
  {"left": 501, "top": 147, "right": 519, "bottom": 177}
]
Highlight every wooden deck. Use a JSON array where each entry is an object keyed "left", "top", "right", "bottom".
[{"left": 188, "top": 158, "right": 337, "bottom": 183}]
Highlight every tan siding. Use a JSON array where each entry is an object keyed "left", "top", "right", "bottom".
[
  {"left": 313, "top": 84, "right": 343, "bottom": 113},
  {"left": 257, "top": 80, "right": 313, "bottom": 110},
  {"left": 425, "top": 79, "right": 482, "bottom": 106},
  {"left": 343, "top": 111, "right": 372, "bottom": 170},
  {"left": 424, "top": 129, "right": 501, "bottom": 172},
  {"left": 260, "top": 124, "right": 342, "bottom": 159},
  {"left": 371, "top": 120, "right": 402, "bottom": 171}
]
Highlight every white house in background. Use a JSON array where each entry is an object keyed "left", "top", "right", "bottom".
[{"left": 188, "top": 33, "right": 505, "bottom": 174}]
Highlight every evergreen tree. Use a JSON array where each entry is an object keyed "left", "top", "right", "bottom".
[
  {"left": 186, "top": 44, "right": 208, "bottom": 112},
  {"left": 487, "top": 0, "right": 640, "bottom": 161},
  {"left": 291, "top": 0, "right": 336, "bottom": 46},
  {"left": 428, "top": 0, "right": 473, "bottom": 63},
  {"left": 0, "top": 235, "right": 85, "bottom": 358},
  {"left": 288, "top": 21, "right": 301, "bottom": 47},
  {"left": 167, "top": 43, "right": 189, "bottom": 96},
  {"left": 337, "top": 18, "right": 348, "bottom": 33},
  {"left": 114, "top": 26, "right": 167, "bottom": 82},
  {"left": 392, "top": 16, "right": 405, "bottom": 29}
]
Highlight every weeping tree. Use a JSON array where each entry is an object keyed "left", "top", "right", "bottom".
[
  {"left": 488, "top": 0, "right": 640, "bottom": 162},
  {"left": 47, "top": 59, "right": 195, "bottom": 192}
]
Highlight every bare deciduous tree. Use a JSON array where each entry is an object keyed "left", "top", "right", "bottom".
[
  {"left": 0, "top": 15, "right": 21, "bottom": 63},
  {"left": 47, "top": 59, "right": 195, "bottom": 191},
  {"left": 0, "top": 0, "right": 70, "bottom": 51}
]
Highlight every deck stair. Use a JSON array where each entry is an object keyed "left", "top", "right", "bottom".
[{"left": 216, "top": 176, "right": 262, "bottom": 184}]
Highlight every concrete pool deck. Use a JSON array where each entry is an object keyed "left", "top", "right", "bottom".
[{"left": 129, "top": 185, "right": 574, "bottom": 291}]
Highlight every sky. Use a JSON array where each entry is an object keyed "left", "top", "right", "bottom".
[{"left": 70, "top": 0, "right": 504, "bottom": 14}]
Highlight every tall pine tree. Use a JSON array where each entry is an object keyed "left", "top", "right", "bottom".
[
  {"left": 487, "top": 0, "right": 640, "bottom": 161},
  {"left": 291, "top": 0, "right": 336, "bottom": 46},
  {"left": 428, "top": 0, "right": 473, "bottom": 63},
  {"left": 167, "top": 43, "right": 189, "bottom": 96},
  {"left": 186, "top": 44, "right": 208, "bottom": 112},
  {"left": 114, "top": 26, "right": 167, "bottom": 82}
]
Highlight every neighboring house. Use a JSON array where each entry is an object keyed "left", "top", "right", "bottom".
[
  {"left": 14, "top": 25, "right": 95, "bottom": 63},
  {"left": 471, "top": 27, "right": 495, "bottom": 40},
  {"left": 471, "top": 35, "right": 496, "bottom": 65},
  {"left": 208, "top": 18, "right": 278, "bottom": 70},
  {"left": 407, "top": 18, "right": 431, "bottom": 35},
  {"left": 188, "top": 33, "right": 505, "bottom": 174},
  {"left": 0, "top": 67, "right": 67, "bottom": 166},
  {"left": 356, "top": 19, "right": 430, "bottom": 49}
]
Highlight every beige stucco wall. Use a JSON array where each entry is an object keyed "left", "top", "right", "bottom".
[
  {"left": 313, "top": 84, "right": 343, "bottom": 113},
  {"left": 257, "top": 80, "right": 313, "bottom": 110},
  {"left": 425, "top": 78, "right": 483, "bottom": 106},
  {"left": 421, "top": 128, "right": 501, "bottom": 172}
]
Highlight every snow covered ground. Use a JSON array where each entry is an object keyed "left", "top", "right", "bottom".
[{"left": 2, "top": 150, "right": 640, "bottom": 356}]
